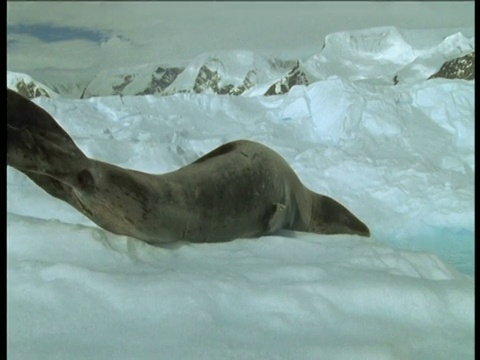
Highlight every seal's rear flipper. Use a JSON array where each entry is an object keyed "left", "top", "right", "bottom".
[
  {"left": 7, "top": 89, "right": 90, "bottom": 187},
  {"left": 7, "top": 89, "right": 75, "bottom": 143},
  {"left": 266, "top": 203, "right": 288, "bottom": 234}
]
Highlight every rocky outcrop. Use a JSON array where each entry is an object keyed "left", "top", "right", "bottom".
[
  {"left": 136, "top": 67, "right": 184, "bottom": 95},
  {"left": 428, "top": 52, "right": 475, "bottom": 80},
  {"left": 264, "top": 62, "right": 309, "bottom": 96},
  {"left": 191, "top": 65, "right": 257, "bottom": 95},
  {"left": 7, "top": 71, "right": 58, "bottom": 99}
]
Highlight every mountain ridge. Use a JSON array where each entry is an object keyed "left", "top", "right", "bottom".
[{"left": 7, "top": 26, "right": 474, "bottom": 99}]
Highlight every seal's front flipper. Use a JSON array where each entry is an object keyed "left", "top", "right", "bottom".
[{"left": 266, "top": 203, "right": 288, "bottom": 234}]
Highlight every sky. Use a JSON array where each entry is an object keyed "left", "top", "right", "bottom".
[{"left": 7, "top": 1, "right": 475, "bottom": 76}]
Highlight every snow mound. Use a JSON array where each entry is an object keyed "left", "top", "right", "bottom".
[{"left": 7, "top": 213, "right": 474, "bottom": 360}]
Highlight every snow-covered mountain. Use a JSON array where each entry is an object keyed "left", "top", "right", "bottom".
[
  {"left": 303, "top": 27, "right": 474, "bottom": 86},
  {"left": 6, "top": 67, "right": 97, "bottom": 99},
  {"left": 7, "top": 71, "right": 58, "bottom": 98},
  {"left": 160, "top": 51, "right": 311, "bottom": 97},
  {"left": 82, "top": 63, "right": 185, "bottom": 98},
  {"left": 7, "top": 26, "right": 474, "bottom": 99},
  {"left": 82, "top": 26, "right": 476, "bottom": 97}
]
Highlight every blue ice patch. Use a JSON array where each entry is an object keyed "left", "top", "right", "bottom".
[{"left": 385, "top": 228, "right": 474, "bottom": 276}]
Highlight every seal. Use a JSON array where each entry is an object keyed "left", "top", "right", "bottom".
[{"left": 7, "top": 88, "right": 370, "bottom": 244}]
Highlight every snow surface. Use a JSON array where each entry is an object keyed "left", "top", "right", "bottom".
[{"left": 7, "top": 28, "right": 474, "bottom": 359}]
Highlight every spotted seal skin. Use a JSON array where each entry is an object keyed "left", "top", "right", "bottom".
[{"left": 7, "top": 88, "right": 370, "bottom": 244}]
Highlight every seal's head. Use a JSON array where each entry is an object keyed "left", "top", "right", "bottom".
[{"left": 308, "top": 192, "right": 370, "bottom": 237}]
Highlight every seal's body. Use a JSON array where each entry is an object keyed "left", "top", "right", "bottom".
[{"left": 7, "top": 89, "right": 370, "bottom": 244}]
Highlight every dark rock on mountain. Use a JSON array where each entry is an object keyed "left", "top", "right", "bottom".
[
  {"left": 192, "top": 64, "right": 257, "bottom": 95},
  {"left": 112, "top": 74, "right": 134, "bottom": 95},
  {"left": 264, "top": 62, "right": 309, "bottom": 96},
  {"left": 7, "top": 72, "right": 58, "bottom": 99},
  {"left": 15, "top": 79, "right": 52, "bottom": 98},
  {"left": 428, "top": 52, "right": 475, "bottom": 80},
  {"left": 82, "top": 64, "right": 185, "bottom": 98},
  {"left": 137, "top": 67, "right": 184, "bottom": 96}
]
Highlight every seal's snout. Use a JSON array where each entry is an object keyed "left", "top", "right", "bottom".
[
  {"left": 337, "top": 211, "right": 371, "bottom": 237},
  {"left": 364, "top": 227, "right": 371, "bottom": 237},
  {"left": 355, "top": 221, "right": 371, "bottom": 238},
  {"left": 309, "top": 194, "right": 371, "bottom": 237}
]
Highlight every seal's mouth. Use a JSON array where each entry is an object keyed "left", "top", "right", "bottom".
[{"left": 351, "top": 218, "right": 370, "bottom": 237}]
